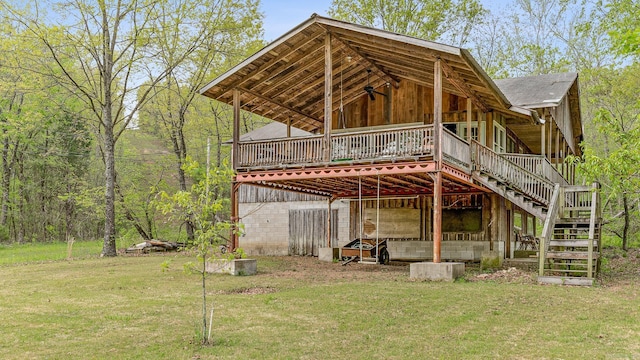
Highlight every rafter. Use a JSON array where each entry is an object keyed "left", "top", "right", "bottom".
[{"left": 439, "top": 59, "right": 489, "bottom": 113}]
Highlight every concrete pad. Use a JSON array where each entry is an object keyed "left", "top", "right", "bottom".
[
  {"left": 318, "top": 247, "right": 340, "bottom": 262},
  {"left": 410, "top": 262, "right": 465, "bottom": 281},
  {"left": 206, "top": 259, "right": 257, "bottom": 276}
]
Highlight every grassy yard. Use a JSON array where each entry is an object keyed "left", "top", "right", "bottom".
[{"left": 0, "top": 244, "right": 639, "bottom": 359}]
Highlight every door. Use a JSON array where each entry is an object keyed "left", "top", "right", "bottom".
[{"left": 288, "top": 209, "right": 339, "bottom": 256}]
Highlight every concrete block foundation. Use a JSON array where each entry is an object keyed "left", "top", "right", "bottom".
[
  {"left": 206, "top": 259, "right": 257, "bottom": 276},
  {"left": 409, "top": 262, "right": 465, "bottom": 281},
  {"left": 318, "top": 247, "right": 340, "bottom": 262}
]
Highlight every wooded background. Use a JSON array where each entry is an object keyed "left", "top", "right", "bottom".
[{"left": 0, "top": 0, "right": 638, "bottom": 253}]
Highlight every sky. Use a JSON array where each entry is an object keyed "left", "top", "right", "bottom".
[
  {"left": 261, "top": 0, "right": 332, "bottom": 41},
  {"left": 259, "top": 0, "right": 512, "bottom": 42}
]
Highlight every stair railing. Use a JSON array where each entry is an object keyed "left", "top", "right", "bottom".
[
  {"left": 471, "top": 141, "right": 555, "bottom": 206},
  {"left": 587, "top": 182, "right": 600, "bottom": 278},
  {"left": 538, "top": 183, "right": 562, "bottom": 276}
]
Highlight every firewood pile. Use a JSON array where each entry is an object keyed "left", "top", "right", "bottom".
[{"left": 125, "top": 240, "right": 183, "bottom": 254}]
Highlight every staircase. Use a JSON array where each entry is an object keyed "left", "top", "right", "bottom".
[
  {"left": 470, "top": 142, "right": 601, "bottom": 286},
  {"left": 537, "top": 184, "right": 601, "bottom": 286}
]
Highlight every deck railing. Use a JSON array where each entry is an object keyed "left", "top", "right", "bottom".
[
  {"left": 471, "top": 141, "right": 556, "bottom": 205},
  {"left": 502, "top": 154, "right": 568, "bottom": 185},
  {"left": 237, "top": 124, "right": 434, "bottom": 168},
  {"left": 238, "top": 135, "right": 324, "bottom": 168},
  {"left": 442, "top": 128, "right": 471, "bottom": 169}
]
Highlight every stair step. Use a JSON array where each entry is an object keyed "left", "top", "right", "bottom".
[
  {"left": 549, "top": 240, "right": 598, "bottom": 247},
  {"left": 546, "top": 251, "right": 599, "bottom": 260},
  {"left": 537, "top": 276, "right": 594, "bottom": 286}
]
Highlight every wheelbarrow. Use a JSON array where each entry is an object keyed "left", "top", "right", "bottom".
[{"left": 341, "top": 238, "right": 389, "bottom": 265}]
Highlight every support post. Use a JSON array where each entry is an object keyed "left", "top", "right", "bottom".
[
  {"left": 323, "top": 32, "right": 333, "bottom": 162},
  {"left": 327, "top": 197, "right": 333, "bottom": 248},
  {"left": 540, "top": 116, "right": 546, "bottom": 158},
  {"left": 232, "top": 89, "right": 241, "bottom": 170},
  {"left": 466, "top": 98, "right": 472, "bottom": 142},
  {"left": 433, "top": 58, "right": 443, "bottom": 263},
  {"left": 230, "top": 181, "right": 240, "bottom": 251}
]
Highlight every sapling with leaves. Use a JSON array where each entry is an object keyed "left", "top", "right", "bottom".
[{"left": 156, "top": 158, "right": 242, "bottom": 345}]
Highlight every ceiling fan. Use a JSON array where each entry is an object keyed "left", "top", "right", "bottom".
[{"left": 363, "top": 69, "right": 387, "bottom": 101}]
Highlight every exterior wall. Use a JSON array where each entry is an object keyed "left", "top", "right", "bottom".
[{"left": 238, "top": 199, "right": 350, "bottom": 256}]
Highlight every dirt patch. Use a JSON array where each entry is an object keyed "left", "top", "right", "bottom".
[
  {"left": 469, "top": 267, "right": 536, "bottom": 284},
  {"left": 598, "top": 247, "right": 640, "bottom": 287},
  {"left": 256, "top": 255, "right": 409, "bottom": 282}
]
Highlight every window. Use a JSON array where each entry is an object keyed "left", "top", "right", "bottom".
[
  {"left": 457, "top": 121, "right": 486, "bottom": 145},
  {"left": 493, "top": 122, "right": 506, "bottom": 153}
]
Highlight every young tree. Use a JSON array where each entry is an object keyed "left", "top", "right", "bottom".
[{"left": 3, "top": 0, "right": 236, "bottom": 255}]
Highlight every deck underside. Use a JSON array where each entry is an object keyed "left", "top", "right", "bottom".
[{"left": 235, "top": 161, "right": 486, "bottom": 198}]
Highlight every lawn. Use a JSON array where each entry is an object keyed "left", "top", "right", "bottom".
[{"left": 0, "top": 243, "right": 639, "bottom": 359}]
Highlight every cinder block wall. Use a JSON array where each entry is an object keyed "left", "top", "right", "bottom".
[
  {"left": 238, "top": 200, "right": 350, "bottom": 256},
  {"left": 388, "top": 241, "right": 505, "bottom": 261}
]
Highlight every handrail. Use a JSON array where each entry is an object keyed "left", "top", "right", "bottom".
[
  {"left": 538, "top": 183, "right": 561, "bottom": 276},
  {"left": 502, "top": 154, "right": 568, "bottom": 185},
  {"left": 471, "top": 141, "right": 556, "bottom": 205},
  {"left": 587, "top": 182, "right": 599, "bottom": 278}
]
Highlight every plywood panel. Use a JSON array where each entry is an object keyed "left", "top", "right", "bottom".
[
  {"left": 289, "top": 209, "right": 339, "bottom": 256},
  {"left": 362, "top": 208, "right": 420, "bottom": 239}
]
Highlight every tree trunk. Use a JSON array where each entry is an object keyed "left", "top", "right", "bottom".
[
  {"left": 102, "top": 124, "right": 117, "bottom": 256},
  {"left": 1, "top": 134, "right": 10, "bottom": 226},
  {"left": 622, "top": 194, "right": 629, "bottom": 251}
]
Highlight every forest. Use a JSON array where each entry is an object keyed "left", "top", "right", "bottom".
[{"left": 0, "top": 0, "right": 638, "bottom": 255}]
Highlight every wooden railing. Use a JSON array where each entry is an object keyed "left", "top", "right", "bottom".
[
  {"left": 332, "top": 125, "right": 433, "bottom": 162},
  {"left": 442, "top": 128, "right": 471, "bottom": 169},
  {"left": 538, "top": 184, "right": 561, "bottom": 276},
  {"left": 238, "top": 135, "right": 324, "bottom": 168},
  {"left": 471, "top": 141, "right": 556, "bottom": 205},
  {"left": 502, "top": 154, "right": 568, "bottom": 185},
  {"left": 237, "top": 124, "right": 434, "bottom": 168}
]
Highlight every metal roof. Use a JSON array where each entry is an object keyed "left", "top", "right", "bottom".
[{"left": 494, "top": 72, "right": 578, "bottom": 108}]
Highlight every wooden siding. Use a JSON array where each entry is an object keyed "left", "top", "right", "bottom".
[
  {"left": 289, "top": 209, "right": 338, "bottom": 255},
  {"left": 239, "top": 184, "right": 326, "bottom": 203}
]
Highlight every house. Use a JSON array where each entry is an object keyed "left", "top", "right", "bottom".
[{"left": 200, "top": 15, "right": 600, "bottom": 284}]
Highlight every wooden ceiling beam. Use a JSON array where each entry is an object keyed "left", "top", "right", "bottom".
[
  {"left": 220, "top": 32, "right": 324, "bottom": 93},
  {"left": 440, "top": 59, "right": 490, "bottom": 113},
  {"left": 239, "top": 87, "right": 323, "bottom": 128},
  {"left": 329, "top": 31, "right": 401, "bottom": 88}
]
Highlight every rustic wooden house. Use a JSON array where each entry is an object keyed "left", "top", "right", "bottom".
[{"left": 200, "top": 15, "right": 600, "bottom": 284}]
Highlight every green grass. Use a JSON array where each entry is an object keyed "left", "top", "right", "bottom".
[
  {"left": 0, "top": 246, "right": 639, "bottom": 359},
  {"left": 0, "top": 240, "right": 103, "bottom": 265}
]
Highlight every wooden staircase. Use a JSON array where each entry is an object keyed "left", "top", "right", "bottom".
[
  {"left": 538, "top": 184, "right": 601, "bottom": 286},
  {"left": 470, "top": 142, "right": 601, "bottom": 286}
]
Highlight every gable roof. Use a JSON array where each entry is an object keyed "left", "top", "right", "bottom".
[
  {"left": 494, "top": 72, "right": 578, "bottom": 108},
  {"left": 200, "top": 14, "right": 537, "bottom": 132}
]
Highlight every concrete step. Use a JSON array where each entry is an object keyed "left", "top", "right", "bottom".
[{"left": 537, "top": 276, "right": 594, "bottom": 286}]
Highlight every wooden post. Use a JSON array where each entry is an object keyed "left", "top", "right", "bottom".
[
  {"left": 287, "top": 117, "right": 292, "bottom": 138},
  {"left": 323, "top": 32, "right": 333, "bottom": 162},
  {"left": 555, "top": 127, "right": 560, "bottom": 174},
  {"left": 230, "top": 182, "right": 239, "bottom": 251},
  {"left": 540, "top": 116, "right": 546, "bottom": 158},
  {"left": 327, "top": 197, "right": 333, "bottom": 248},
  {"left": 466, "top": 98, "right": 472, "bottom": 142},
  {"left": 232, "top": 89, "right": 241, "bottom": 170},
  {"left": 433, "top": 58, "right": 443, "bottom": 263}
]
